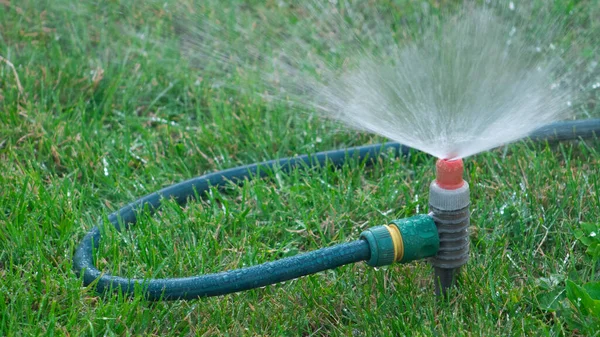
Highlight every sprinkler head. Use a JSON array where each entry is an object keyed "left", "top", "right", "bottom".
[{"left": 435, "top": 158, "right": 464, "bottom": 190}]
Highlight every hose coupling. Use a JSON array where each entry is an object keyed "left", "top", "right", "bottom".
[{"left": 360, "top": 215, "right": 439, "bottom": 267}]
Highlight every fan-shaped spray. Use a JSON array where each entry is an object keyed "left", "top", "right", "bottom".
[{"left": 180, "top": 4, "right": 572, "bottom": 159}]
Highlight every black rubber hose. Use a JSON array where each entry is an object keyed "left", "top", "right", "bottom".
[{"left": 73, "top": 119, "right": 600, "bottom": 300}]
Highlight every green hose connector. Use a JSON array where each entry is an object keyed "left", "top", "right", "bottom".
[
  {"left": 360, "top": 215, "right": 439, "bottom": 267},
  {"left": 390, "top": 215, "right": 439, "bottom": 263}
]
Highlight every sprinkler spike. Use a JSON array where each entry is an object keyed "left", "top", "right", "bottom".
[{"left": 429, "top": 158, "right": 470, "bottom": 296}]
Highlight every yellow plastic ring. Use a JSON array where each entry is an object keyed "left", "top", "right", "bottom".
[{"left": 385, "top": 224, "right": 404, "bottom": 262}]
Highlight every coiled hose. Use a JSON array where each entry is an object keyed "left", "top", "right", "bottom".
[{"left": 73, "top": 119, "right": 600, "bottom": 300}]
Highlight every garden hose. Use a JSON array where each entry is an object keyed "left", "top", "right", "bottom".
[{"left": 73, "top": 118, "right": 600, "bottom": 300}]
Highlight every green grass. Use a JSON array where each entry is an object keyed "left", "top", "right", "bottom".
[{"left": 1, "top": 0, "right": 599, "bottom": 335}]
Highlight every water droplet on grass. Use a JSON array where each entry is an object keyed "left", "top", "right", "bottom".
[{"left": 102, "top": 157, "right": 109, "bottom": 176}]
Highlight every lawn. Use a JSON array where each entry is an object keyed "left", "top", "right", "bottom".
[{"left": 1, "top": 0, "right": 599, "bottom": 335}]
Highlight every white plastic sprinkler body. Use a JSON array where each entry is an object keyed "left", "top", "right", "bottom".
[{"left": 429, "top": 159, "right": 470, "bottom": 296}]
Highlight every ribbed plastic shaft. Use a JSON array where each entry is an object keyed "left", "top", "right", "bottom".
[{"left": 429, "top": 205, "right": 470, "bottom": 295}]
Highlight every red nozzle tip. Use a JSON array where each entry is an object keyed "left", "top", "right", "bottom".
[{"left": 436, "top": 158, "right": 464, "bottom": 190}]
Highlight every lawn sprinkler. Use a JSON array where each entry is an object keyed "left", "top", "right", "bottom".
[
  {"left": 360, "top": 158, "right": 470, "bottom": 295},
  {"left": 429, "top": 159, "right": 470, "bottom": 295}
]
